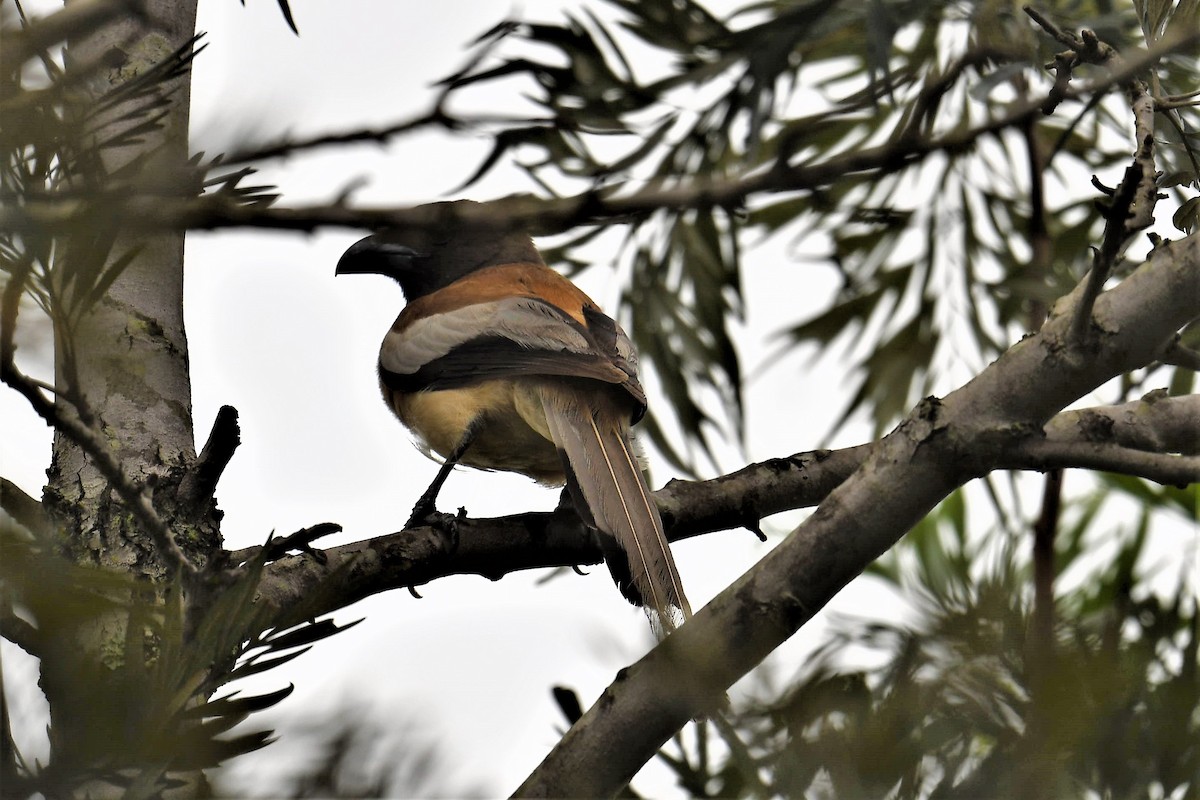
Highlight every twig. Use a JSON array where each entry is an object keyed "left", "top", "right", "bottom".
[
  {"left": 221, "top": 109, "right": 454, "bottom": 165},
  {"left": 1024, "top": 6, "right": 1118, "bottom": 114},
  {"left": 1023, "top": 6, "right": 1087, "bottom": 50},
  {"left": 3, "top": 28, "right": 1195, "bottom": 240},
  {"left": 218, "top": 23, "right": 516, "bottom": 165},
  {"left": 1024, "top": 7, "right": 1164, "bottom": 344},
  {"left": 229, "top": 522, "right": 342, "bottom": 566},
  {"left": 1004, "top": 439, "right": 1199, "bottom": 486},
  {"left": 1156, "top": 90, "right": 1200, "bottom": 110},
  {"left": 0, "top": 611, "right": 39, "bottom": 657},
  {"left": 1073, "top": 164, "right": 1142, "bottom": 342},
  {"left": 0, "top": 478, "right": 52, "bottom": 540},
  {"left": 1023, "top": 6, "right": 1117, "bottom": 62},
  {"left": 1161, "top": 339, "right": 1200, "bottom": 371}
]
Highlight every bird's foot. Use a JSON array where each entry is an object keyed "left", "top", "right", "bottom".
[
  {"left": 405, "top": 486, "right": 444, "bottom": 530},
  {"left": 406, "top": 504, "right": 464, "bottom": 553}
]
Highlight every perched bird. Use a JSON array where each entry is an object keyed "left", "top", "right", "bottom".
[{"left": 335, "top": 200, "right": 692, "bottom": 635}]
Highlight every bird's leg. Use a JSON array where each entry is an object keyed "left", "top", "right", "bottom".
[{"left": 405, "top": 417, "right": 482, "bottom": 529}]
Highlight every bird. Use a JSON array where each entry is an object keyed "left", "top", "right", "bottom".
[{"left": 335, "top": 200, "right": 692, "bottom": 636}]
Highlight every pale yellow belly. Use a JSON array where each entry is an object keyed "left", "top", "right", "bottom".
[{"left": 387, "top": 379, "right": 565, "bottom": 484}]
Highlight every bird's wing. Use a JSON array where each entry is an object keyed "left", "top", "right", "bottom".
[{"left": 379, "top": 295, "right": 644, "bottom": 409}]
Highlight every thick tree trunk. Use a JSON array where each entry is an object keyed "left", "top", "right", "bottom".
[
  {"left": 46, "top": 0, "right": 202, "bottom": 564},
  {"left": 37, "top": 2, "right": 218, "bottom": 792}
]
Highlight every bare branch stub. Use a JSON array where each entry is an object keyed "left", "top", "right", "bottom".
[
  {"left": 177, "top": 404, "right": 241, "bottom": 511},
  {"left": 262, "top": 523, "right": 340, "bottom": 564}
]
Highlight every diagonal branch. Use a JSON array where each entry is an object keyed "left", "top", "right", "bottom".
[{"left": 512, "top": 232, "right": 1198, "bottom": 797}]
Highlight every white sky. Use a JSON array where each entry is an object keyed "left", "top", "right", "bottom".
[{"left": 2, "top": 0, "right": 1193, "bottom": 797}]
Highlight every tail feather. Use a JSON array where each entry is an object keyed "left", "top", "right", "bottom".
[{"left": 539, "top": 384, "right": 691, "bottom": 635}]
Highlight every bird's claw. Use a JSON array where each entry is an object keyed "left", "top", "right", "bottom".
[
  {"left": 405, "top": 490, "right": 441, "bottom": 530},
  {"left": 406, "top": 505, "right": 464, "bottom": 553}
]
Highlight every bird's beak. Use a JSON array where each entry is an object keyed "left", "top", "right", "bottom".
[{"left": 335, "top": 235, "right": 426, "bottom": 279}]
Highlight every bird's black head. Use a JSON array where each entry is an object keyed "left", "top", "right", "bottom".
[{"left": 334, "top": 200, "right": 542, "bottom": 301}]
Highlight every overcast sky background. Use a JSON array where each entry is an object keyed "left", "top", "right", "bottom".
[{"left": 2, "top": 0, "right": 1192, "bottom": 796}]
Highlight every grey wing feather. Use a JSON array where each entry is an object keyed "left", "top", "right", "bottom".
[
  {"left": 381, "top": 298, "right": 595, "bottom": 375},
  {"left": 381, "top": 297, "right": 645, "bottom": 406}
]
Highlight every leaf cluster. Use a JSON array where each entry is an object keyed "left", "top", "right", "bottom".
[
  {"left": 440, "top": 0, "right": 1200, "bottom": 453},
  {"left": 639, "top": 485, "right": 1198, "bottom": 799},
  {"left": 210, "top": 711, "right": 488, "bottom": 799},
  {"left": 1, "top": 5, "right": 276, "bottom": 368},
  {"left": 0, "top": 517, "right": 358, "bottom": 798},
  {"left": 2, "top": 5, "right": 197, "bottom": 326}
]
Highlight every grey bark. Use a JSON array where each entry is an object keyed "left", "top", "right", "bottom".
[{"left": 36, "top": 2, "right": 220, "bottom": 792}]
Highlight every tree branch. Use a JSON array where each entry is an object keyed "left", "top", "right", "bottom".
[
  {"left": 252, "top": 444, "right": 872, "bottom": 626},
  {"left": 252, "top": 388, "right": 1199, "bottom": 627},
  {"left": 1022, "top": 7, "right": 1164, "bottom": 346},
  {"left": 513, "top": 232, "right": 1199, "bottom": 797},
  {"left": 0, "top": 610, "right": 39, "bottom": 657},
  {"left": 0, "top": 478, "right": 52, "bottom": 540},
  {"left": 1071, "top": 96, "right": 1159, "bottom": 344},
  {"left": 1005, "top": 440, "right": 1198, "bottom": 486},
  {"left": 1161, "top": 338, "right": 1200, "bottom": 371},
  {"left": 2, "top": 28, "right": 1194, "bottom": 241},
  {"left": 1043, "top": 392, "right": 1200, "bottom": 455},
  {"left": 1012, "top": 393, "right": 1200, "bottom": 485}
]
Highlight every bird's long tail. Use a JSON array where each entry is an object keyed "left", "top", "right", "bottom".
[{"left": 539, "top": 383, "right": 692, "bottom": 636}]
